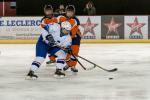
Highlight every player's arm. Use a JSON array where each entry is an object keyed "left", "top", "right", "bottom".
[
  {"left": 56, "top": 35, "right": 72, "bottom": 54},
  {"left": 58, "top": 35, "right": 72, "bottom": 48},
  {"left": 41, "top": 27, "right": 55, "bottom": 46},
  {"left": 71, "top": 17, "right": 81, "bottom": 38},
  {"left": 41, "top": 28, "right": 48, "bottom": 41},
  {"left": 40, "top": 16, "right": 46, "bottom": 28}
]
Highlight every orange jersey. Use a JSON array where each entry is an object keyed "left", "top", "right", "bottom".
[
  {"left": 57, "top": 15, "right": 81, "bottom": 38},
  {"left": 41, "top": 16, "right": 58, "bottom": 28}
]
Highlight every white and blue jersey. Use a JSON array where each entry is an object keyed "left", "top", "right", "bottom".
[
  {"left": 36, "top": 23, "right": 71, "bottom": 58},
  {"left": 36, "top": 23, "right": 60, "bottom": 58}
]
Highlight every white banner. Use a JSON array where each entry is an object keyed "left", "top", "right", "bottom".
[
  {"left": 78, "top": 16, "right": 101, "bottom": 39},
  {"left": 124, "top": 16, "right": 148, "bottom": 39},
  {"left": 0, "top": 17, "right": 42, "bottom": 39}
]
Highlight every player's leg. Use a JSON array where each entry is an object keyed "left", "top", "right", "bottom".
[
  {"left": 46, "top": 48, "right": 57, "bottom": 65},
  {"left": 46, "top": 54, "right": 56, "bottom": 64},
  {"left": 68, "top": 45, "right": 80, "bottom": 72},
  {"left": 54, "top": 49, "right": 67, "bottom": 77},
  {"left": 26, "top": 41, "right": 48, "bottom": 78},
  {"left": 27, "top": 57, "right": 45, "bottom": 78},
  {"left": 64, "top": 34, "right": 81, "bottom": 72}
]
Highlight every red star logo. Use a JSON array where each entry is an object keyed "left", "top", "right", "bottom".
[
  {"left": 80, "top": 18, "right": 98, "bottom": 35},
  {"left": 104, "top": 17, "right": 121, "bottom": 35},
  {"left": 127, "top": 17, "right": 145, "bottom": 35}
]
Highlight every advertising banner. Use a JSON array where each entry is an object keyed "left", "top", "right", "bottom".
[
  {"left": 0, "top": 16, "right": 150, "bottom": 42},
  {"left": 101, "top": 16, "right": 124, "bottom": 39},
  {"left": 0, "top": 17, "right": 42, "bottom": 40},
  {"left": 124, "top": 16, "right": 148, "bottom": 39},
  {"left": 78, "top": 16, "right": 101, "bottom": 39}
]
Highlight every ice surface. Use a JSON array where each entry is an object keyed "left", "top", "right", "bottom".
[{"left": 0, "top": 44, "right": 150, "bottom": 100}]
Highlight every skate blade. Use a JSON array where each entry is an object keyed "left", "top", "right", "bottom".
[
  {"left": 71, "top": 71, "right": 78, "bottom": 75},
  {"left": 25, "top": 76, "right": 38, "bottom": 80},
  {"left": 53, "top": 74, "right": 66, "bottom": 79}
]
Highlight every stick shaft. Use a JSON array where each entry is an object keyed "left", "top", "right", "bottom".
[
  {"left": 71, "top": 53, "right": 87, "bottom": 70},
  {"left": 78, "top": 55, "right": 116, "bottom": 72}
]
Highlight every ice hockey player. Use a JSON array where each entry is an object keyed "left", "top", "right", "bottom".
[
  {"left": 26, "top": 21, "right": 72, "bottom": 79},
  {"left": 41, "top": 4, "right": 58, "bottom": 64},
  {"left": 46, "top": 5, "right": 81, "bottom": 73},
  {"left": 57, "top": 5, "right": 81, "bottom": 73}
]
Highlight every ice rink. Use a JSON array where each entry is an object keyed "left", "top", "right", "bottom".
[{"left": 0, "top": 44, "right": 150, "bottom": 100}]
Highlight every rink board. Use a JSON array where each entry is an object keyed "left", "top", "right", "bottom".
[
  {"left": 1, "top": 16, "right": 150, "bottom": 43},
  {"left": 1, "top": 39, "right": 150, "bottom": 44}
]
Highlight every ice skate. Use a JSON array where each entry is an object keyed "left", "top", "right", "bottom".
[
  {"left": 54, "top": 69, "right": 65, "bottom": 78},
  {"left": 26, "top": 70, "right": 38, "bottom": 79}
]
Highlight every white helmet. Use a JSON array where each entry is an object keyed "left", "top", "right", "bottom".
[{"left": 61, "top": 21, "right": 72, "bottom": 31}]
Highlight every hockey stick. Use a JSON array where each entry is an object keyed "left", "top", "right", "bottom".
[
  {"left": 55, "top": 45, "right": 93, "bottom": 70},
  {"left": 56, "top": 45, "right": 117, "bottom": 72},
  {"left": 70, "top": 52, "right": 95, "bottom": 71},
  {"left": 77, "top": 55, "right": 118, "bottom": 72}
]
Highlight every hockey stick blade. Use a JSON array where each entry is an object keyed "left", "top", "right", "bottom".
[
  {"left": 106, "top": 68, "right": 118, "bottom": 72},
  {"left": 78, "top": 55, "right": 118, "bottom": 72}
]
